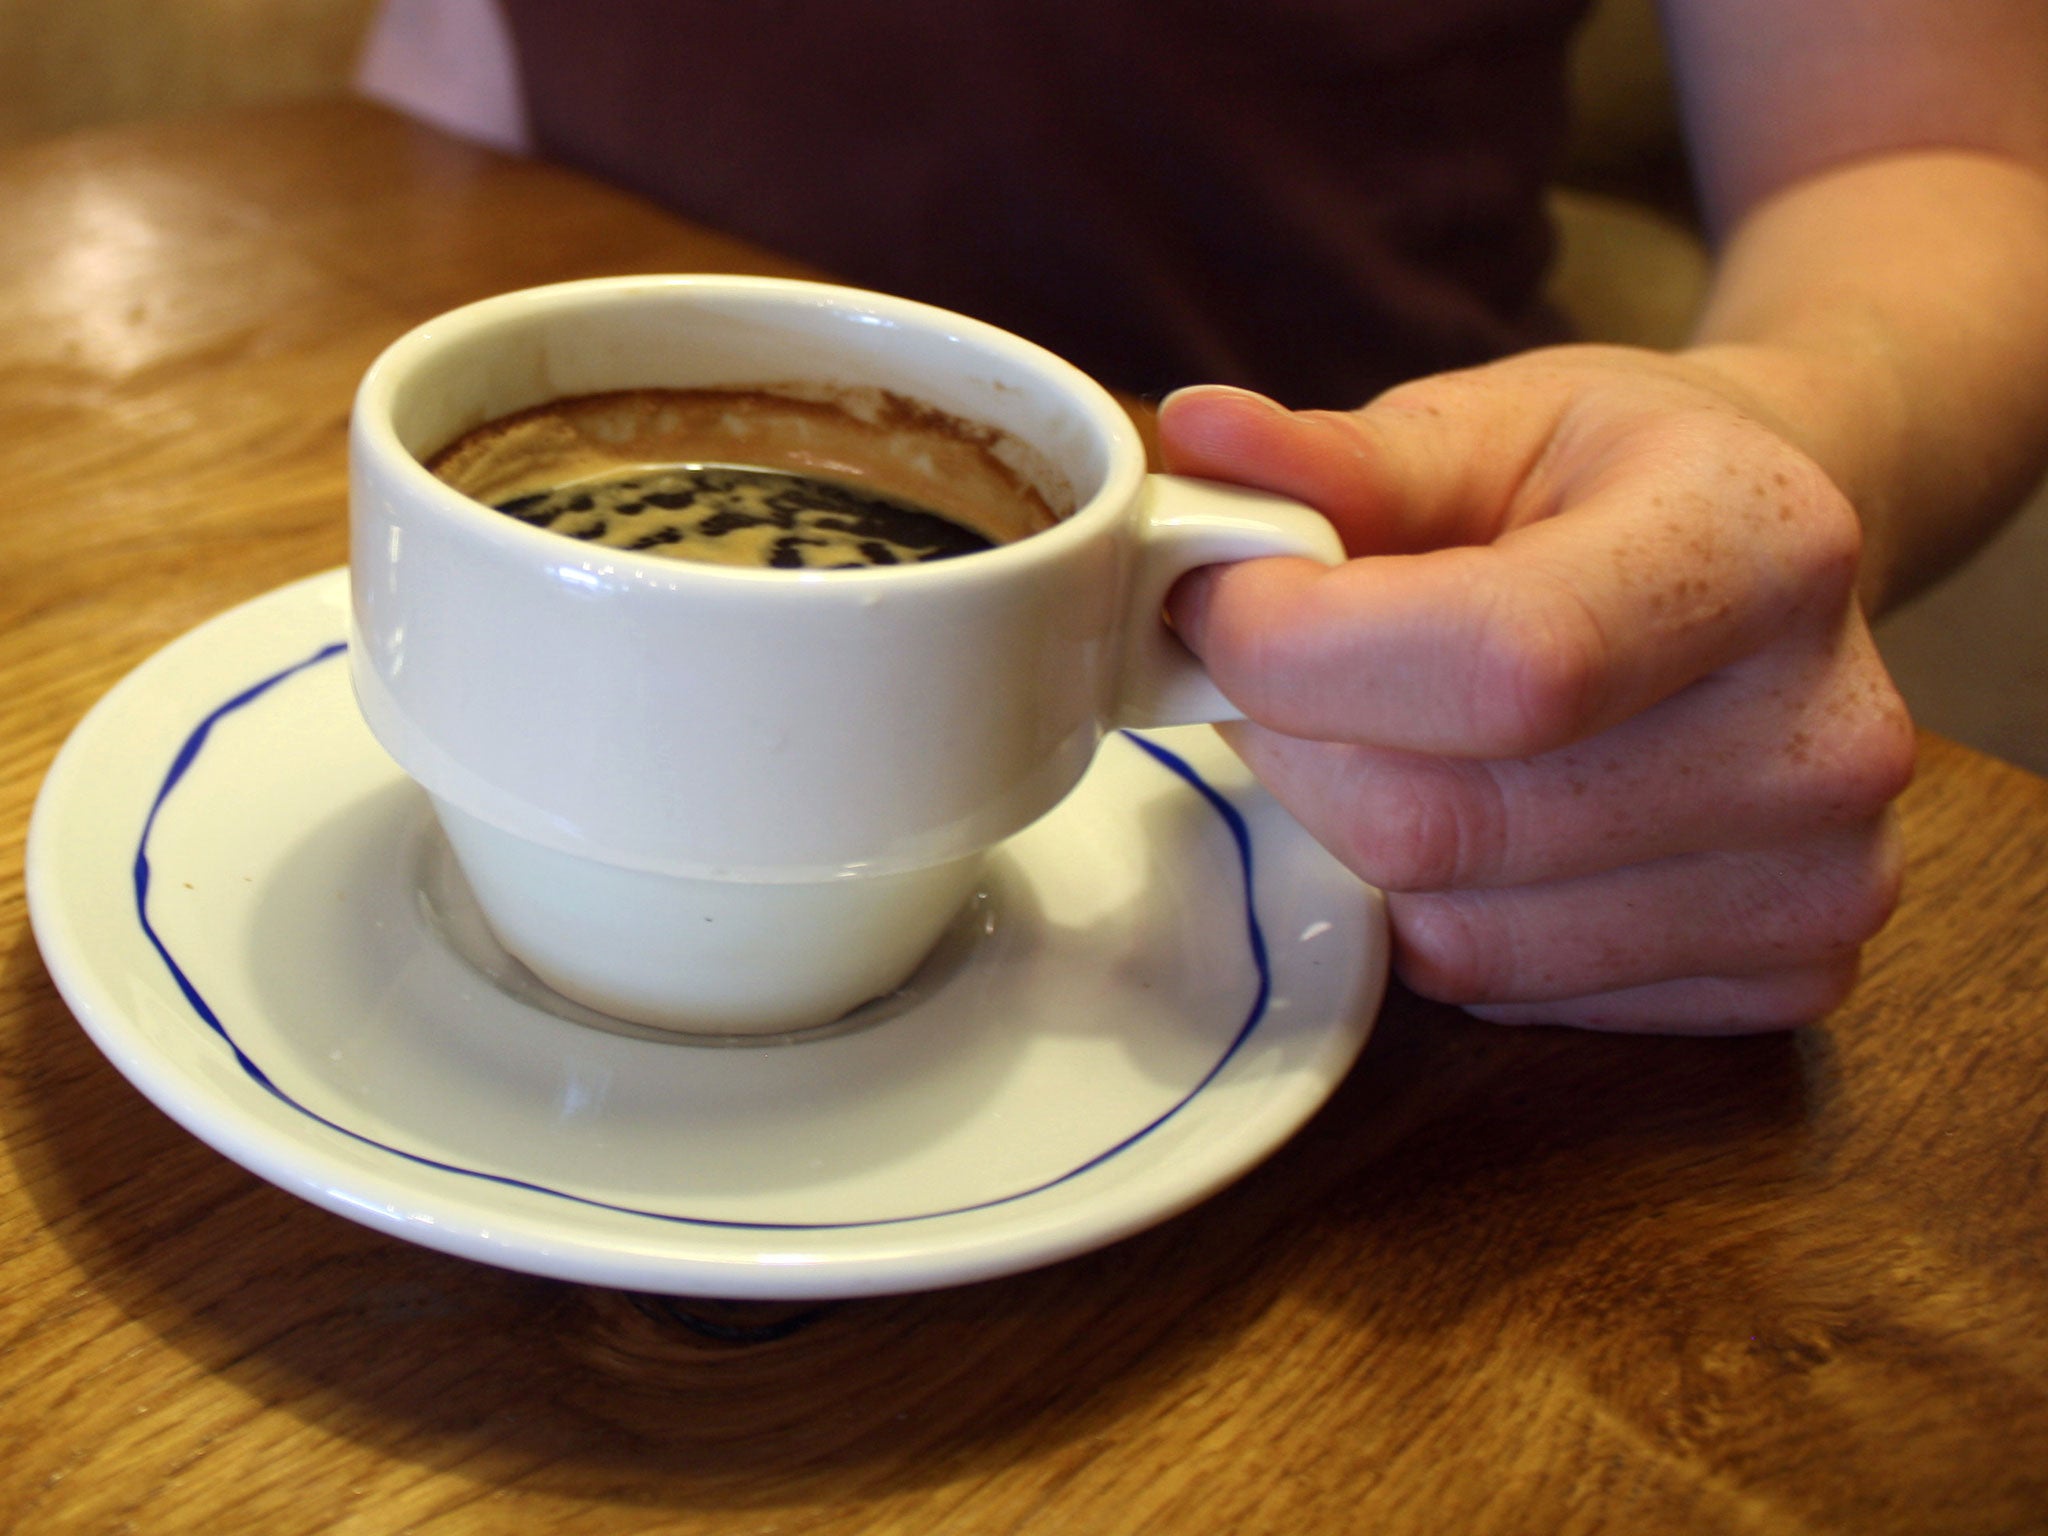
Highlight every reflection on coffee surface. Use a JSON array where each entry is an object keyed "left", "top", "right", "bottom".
[
  {"left": 490, "top": 465, "right": 994, "bottom": 569},
  {"left": 427, "top": 387, "right": 1066, "bottom": 570}
]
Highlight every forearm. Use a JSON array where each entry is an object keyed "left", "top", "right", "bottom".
[{"left": 1676, "top": 151, "right": 2048, "bottom": 614}]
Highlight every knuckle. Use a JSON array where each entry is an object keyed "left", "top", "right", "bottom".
[
  {"left": 1794, "top": 460, "right": 1859, "bottom": 581},
  {"left": 1791, "top": 664, "right": 1918, "bottom": 826},
  {"left": 1775, "top": 452, "right": 1864, "bottom": 604},
  {"left": 1844, "top": 816, "right": 1908, "bottom": 945},
  {"left": 1466, "top": 571, "right": 1610, "bottom": 756},
  {"left": 1350, "top": 763, "right": 1496, "bottom": 893},
  {"left": 1835, "top": 688, "right": 1918, "bottom": 818},
  {"left": 1765, "top": 820, "right": 1906, "bottom": 959},
  {"left": 1387, "top": 891, "right": 1510, "bottom": 1004}
]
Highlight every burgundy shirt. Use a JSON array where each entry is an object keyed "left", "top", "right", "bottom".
[{"left": 498, "top": 0, "right": 1592, "bottom": 406}]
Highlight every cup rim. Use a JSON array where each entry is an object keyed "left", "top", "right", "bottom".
[{"left": 352, "top": 273, "right": 1151, "bottom": 590}]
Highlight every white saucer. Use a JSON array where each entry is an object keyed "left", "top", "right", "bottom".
[{"left": 26, "top": 570, "right": 1387, "bottom": 1299}]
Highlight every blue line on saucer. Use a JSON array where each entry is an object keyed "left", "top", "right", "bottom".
[
  {"left": 1120, "top": 732, "right": 1271, "bottom": 1041},
  {"left": 133, "top": 641, "right": 346, "bottom": 1093},
  {"left": 134, "top": 646, "right": 1275, "bottom": 1233}
]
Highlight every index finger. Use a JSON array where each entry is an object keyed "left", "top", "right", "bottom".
[{"left": 1166, "top": 407, "right": 1862, "bottom": 757}]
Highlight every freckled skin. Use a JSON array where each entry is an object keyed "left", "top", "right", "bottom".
[{"left": 1158, "top": 350, "right": 1916, "bottom": 1033}]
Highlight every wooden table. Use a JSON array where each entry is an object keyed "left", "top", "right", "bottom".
[{"left": 4, "top": 100, "right": 2046, "bottom": 1535}]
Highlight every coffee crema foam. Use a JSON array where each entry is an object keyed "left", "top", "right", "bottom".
[
  {"left": 491, "top": 465, "right": 996, "bottom": 569},
  {"left": 426, "top": 387, "right": 1068, "bottom": 570}
]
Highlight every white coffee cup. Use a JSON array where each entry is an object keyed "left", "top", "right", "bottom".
[{"left": 349, "top": 275, "right": 1340, "bottom": 1035}]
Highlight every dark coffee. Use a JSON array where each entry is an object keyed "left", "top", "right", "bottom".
[
  {"left": 490, "top": 464, "right": 995, "bottom": 569},
  {"left": 427, "top": 387, "right": 1066, "bottom": 570}
]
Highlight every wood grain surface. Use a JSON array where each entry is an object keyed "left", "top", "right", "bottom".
[{"left": 4, "top": 100, "right": 2047, "bottom": 1536}]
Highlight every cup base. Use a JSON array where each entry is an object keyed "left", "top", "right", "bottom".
[{"left": 419, "top": 806, "right": 987, "bottom": 1048}]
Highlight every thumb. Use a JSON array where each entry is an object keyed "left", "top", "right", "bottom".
[{"left": 1157, "top": 382, "right": 1531, "bottom": 554}]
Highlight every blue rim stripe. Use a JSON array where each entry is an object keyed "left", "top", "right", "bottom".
[
  {"left": 132, "top": 645, "right": 1273, "bottom": 1233},
  {"left": 133, "top": 642, "right": 346, "bottom": 1092}
]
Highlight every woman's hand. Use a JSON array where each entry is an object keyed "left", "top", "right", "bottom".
[{"left": 1160, "top": 348, "right": 1917, "bottom": 1032}]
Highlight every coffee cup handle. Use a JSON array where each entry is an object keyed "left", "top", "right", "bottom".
[{"left": 1115, "top": 474, "right": 1346, "bottom": 729}]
